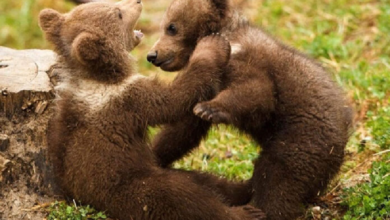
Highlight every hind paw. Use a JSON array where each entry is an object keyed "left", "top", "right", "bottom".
[
  {"left": 193, "top": 102, "right": 231, "bottom": 124},
  {"left": 242, "top": 205, "right": 267, "bottom": 220},
  {"left": 231, "top": 205, "right": 267, "bottom": 220}
]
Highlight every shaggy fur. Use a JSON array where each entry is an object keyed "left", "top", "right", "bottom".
[
  {"left": 40, "top": 1, "right": 265, "bottom": 219},
  {"left": 148, "top": 0, "right": 353, "bottom": 219}
]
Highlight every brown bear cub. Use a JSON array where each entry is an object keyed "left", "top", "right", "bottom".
[
  {"left": 148, "top": 0, "right": 353, "bottom": 219},
  {"left": 40, "top": 0, "right": 265, "bottom": 219}
]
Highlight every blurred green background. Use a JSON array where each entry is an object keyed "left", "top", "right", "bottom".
[{"left": 1, "top": 0, "right": 389, "bottom": 219}]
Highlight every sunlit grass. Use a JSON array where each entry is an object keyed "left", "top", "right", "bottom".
[
  {"left": 0, "top": 0, "right": 74, "bottom": 49},
  {"left": 172, "top": 125, "right": 259, "bottom": 180}
]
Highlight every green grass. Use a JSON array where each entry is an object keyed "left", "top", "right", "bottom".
[
  {"left": 0, "top": 0, "right": 73, "bottom": 49},
  {"left": 1, "top": 0, "right": 389, "bottom": 219},
  {"left": 342, "top": 154, "right": 390, "bottom": 220},
  {"left": 47, "top": 201, "right": 107, "bottom": 220},
  {"left": 172, "top": 125, "right": 259, "bottom": 180}
]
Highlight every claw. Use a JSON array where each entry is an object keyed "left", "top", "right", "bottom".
[{"left": 193, "top": 104, "right": 203, "bottom": 115}]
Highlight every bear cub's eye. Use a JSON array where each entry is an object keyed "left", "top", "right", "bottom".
[
  {"left": 117, "top": 9, "right": 123, "bottom": 20},
  {"left": 167, "top": 24, "right": 177, "bottom": 35}
]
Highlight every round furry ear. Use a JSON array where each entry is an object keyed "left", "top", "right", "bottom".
[
  {"left": 71, "top": 32, "right": 101, "bottom": 65},
  {"left": 39, "top": 9, "right": 63, "bottom": 33},
  {"left": 210, "top": 0, "right": 228, "bottom": 18}
]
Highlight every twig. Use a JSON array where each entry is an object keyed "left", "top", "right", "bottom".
[
  {"left": 21, "top": 202, "right": 52, "bottom": 212},
  {"left": 326, "top": 181, "right": 342, "bottom": 195},
  {"left": 325, "top": 154, "right": 380, "bottom": 196},
  {"left": 374, "top": 149, "right": 390, "bottom": 156}
]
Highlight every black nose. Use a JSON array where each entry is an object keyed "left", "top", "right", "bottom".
[{"left": 147, "top": 51, "right": 158, "bottom": 63}]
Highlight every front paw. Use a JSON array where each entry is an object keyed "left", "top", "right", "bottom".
[
  {"left": 190, "top": 35, "right": 231, "bottom": 68},
  {"left": 193, "top": 101, "right": 231, "bottom": 124}
]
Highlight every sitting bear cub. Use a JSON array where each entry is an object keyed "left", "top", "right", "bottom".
[
  {"left": 148, "top": 0, "right": 353, "bottom": 219},
  {"left": 40, "top": 0, "right": 265, "bottom": 219}
]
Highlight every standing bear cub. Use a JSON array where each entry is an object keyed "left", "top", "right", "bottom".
[
  {"left": 40, "top": 0, "right": 265, "bottom": 219},
  {"left": 148, "top": 0, "right": 353, "bottom": 219}
]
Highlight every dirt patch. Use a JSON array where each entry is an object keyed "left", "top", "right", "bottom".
[{"left": 0, "top": 109, "right": 60, "bottom": 220}]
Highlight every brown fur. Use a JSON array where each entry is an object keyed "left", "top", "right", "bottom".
[
  {"left": 40, "top": 1, "right": 266, "bottom": 219},
  {"left": 148, "top": 0, "right": 353, "bottom": 219}
]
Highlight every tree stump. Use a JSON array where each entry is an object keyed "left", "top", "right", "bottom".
[
  {"left": 0, "top": 46, "right": 55, "bottom": 119},
  {"left": 0, "top": 46, "right": 59, "bottom": 219}
]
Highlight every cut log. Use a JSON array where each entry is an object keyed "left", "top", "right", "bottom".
[{"left": 0, "top": 46, "right": 56, "bottom": 119}]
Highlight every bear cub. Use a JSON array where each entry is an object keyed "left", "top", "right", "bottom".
[
  {"left": 148, "top": 0, "right": 353, "bottom": 219},
  {"left": 40, "top": 0, "right": 265, "bottom": 219}
]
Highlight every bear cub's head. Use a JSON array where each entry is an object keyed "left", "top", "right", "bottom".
[
  {"left": 39, "top": 0, "right": 143, "bottom": 83},
  {"left": 147, "top": 0, "right": 229, "bottom": 72}
]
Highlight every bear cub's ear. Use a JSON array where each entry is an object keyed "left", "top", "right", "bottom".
[
  {"left": 39, "top": 9, "right": 64, "bottom": 34},
  {"left": 71, "top": 32, "right": 101, "bottom": 65}
]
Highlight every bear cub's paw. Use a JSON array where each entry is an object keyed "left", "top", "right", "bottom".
[
  {"left": 194, "top": 101, "right": 232, "bottom": 124},
  {"left": 190, "top": 35, "right": 231, "bottom": 69},
  {"left": 232, "top": 205, "right": 267, "bottom": 220}
]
